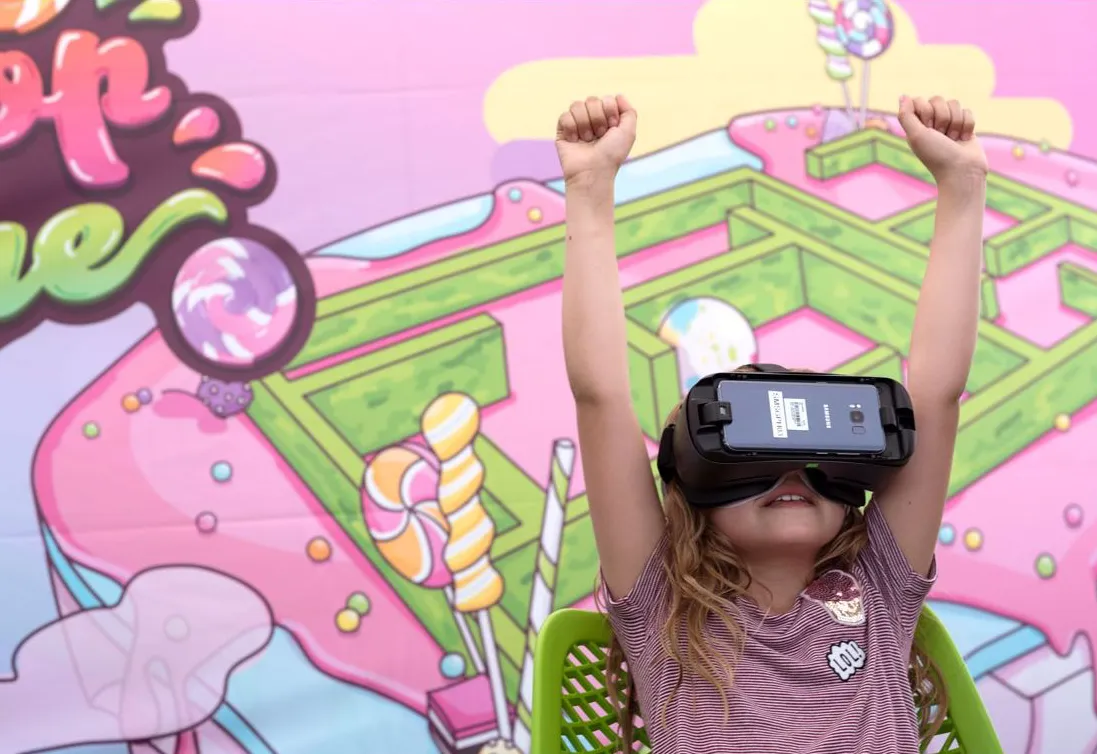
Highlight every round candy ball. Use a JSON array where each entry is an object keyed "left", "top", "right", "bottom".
[
  {"left": 211, "top": 461, "right": 233, "bottom": 483},
  {"left": 307, "top": 537, "right": 333, "bottom": 563},
  {"left": 938, "top": 523, "right": 955, "bottom": 546},
  {"left": 1034, "top": 553, "right": 1056, "bottom": 579},
  {"left": 335, "top": 608, "right": 361, "bottom": 633},
  {"left": 440, "top": 652, "right": 467, "bottom": 679},
  {"left": 963, "top": 528, "right": 983, "bottom": 551},
  {"left": 195, "top": 512, "right": 218, "bottom": 533},
  {"left": 346, "top": 591, "right": 371, "bottom": 615},
  {"left": 1064, "top": 503, "right": 1084, "bottom": 528}
]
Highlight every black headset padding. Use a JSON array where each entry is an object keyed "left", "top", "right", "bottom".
[{"left": 657, "top": 425, "right": 676, "bottom": 483}]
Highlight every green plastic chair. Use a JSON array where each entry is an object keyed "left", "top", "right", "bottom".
[{"left": 531, "top": 607, "right": 1003, "bottom": 754}]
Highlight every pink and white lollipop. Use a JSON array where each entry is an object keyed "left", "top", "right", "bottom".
[
  {"left": 362, "top": 443, "right": 452, "bottom": 588},
  {"left": 834, "top": 0, "right": 894, "bottom": 60},
  {"left": 171, "top": 237, "right": 299, "bottom": 367},
  {"left": 833, "top": 0, "right": 896, "bottom": 128},
  {"left": 362, "top": 443, "right": 489, "bottom": 674}
]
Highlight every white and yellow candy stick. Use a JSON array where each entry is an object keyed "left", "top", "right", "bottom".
[{"left": 422, "top": 393, "right": 510, "bottom": 740}]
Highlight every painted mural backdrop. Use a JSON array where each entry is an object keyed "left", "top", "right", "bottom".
[{"left": 1, "top": 0, "right": 1094, "bottom": 752}]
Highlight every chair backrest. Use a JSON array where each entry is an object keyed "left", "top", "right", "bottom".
[{"left": 531, "top": 606, "right": 1003, "bottom": 754}]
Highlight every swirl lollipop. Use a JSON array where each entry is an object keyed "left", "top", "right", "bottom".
[
  {"left": 362, "top": 444, "right": 451, "bottom": 588},
  {"left": 835, "top": 0, "right": 894, "bottom": 59},
  {"left": 362, "top": 443, "right": 487, "bottom": 674},
  {"left": 834, "top": 0, "right": 895, "bottom": 128},
  {"left": 171, "top": 237, "right": 299, "bottom": 367}
]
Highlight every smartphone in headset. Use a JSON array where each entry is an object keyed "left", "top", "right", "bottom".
[{"left": 715, "top": 378, "right": 887, "bottom": 453}]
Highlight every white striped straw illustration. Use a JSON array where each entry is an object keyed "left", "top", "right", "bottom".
[{"left": 511, "top": 439, "right": 577, "bottom": 754}]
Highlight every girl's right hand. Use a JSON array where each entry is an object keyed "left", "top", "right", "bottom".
[{"left": 555, "top": 95, "right": 637, "bottom": 188}]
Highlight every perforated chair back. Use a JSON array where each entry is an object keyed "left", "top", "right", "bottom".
[{"left": 530, "top": 606, "right": 1003, "bottom": 753}]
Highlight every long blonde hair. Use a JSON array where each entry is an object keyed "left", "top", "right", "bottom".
[{"left": 602, "top": 378, "right": 947, "bottom": 749}]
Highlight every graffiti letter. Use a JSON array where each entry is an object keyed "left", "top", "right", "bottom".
[
  {"left": 31, "top": 203, "right": 127, "bottom": 305},
  {"left": 0, "top": 223, "right": 31, "bottom": 320},
  {"left": 46, "top": 31, "right": 172, "bottom": 188},
  {"left": 0, "top": 51, "right": 43, "bottom": 150},
  {"left": 0, "top": 189, "right": 230, "bottom": 320}
]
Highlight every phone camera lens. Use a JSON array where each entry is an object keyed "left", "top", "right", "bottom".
[{"left": 849, "top": 410, "right": 865, "bottom": 424}]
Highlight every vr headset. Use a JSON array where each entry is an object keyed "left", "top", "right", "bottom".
[{"left": 657, "top": 364, "right": 916, "bottom": 508}]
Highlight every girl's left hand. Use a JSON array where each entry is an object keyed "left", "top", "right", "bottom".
[{"left": 897, "top": 95, "right": 988, "bottom": 184}]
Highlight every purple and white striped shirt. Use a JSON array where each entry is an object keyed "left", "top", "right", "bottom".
[{"left": 607, "top": 502, "right": 935, "bottom": 753}]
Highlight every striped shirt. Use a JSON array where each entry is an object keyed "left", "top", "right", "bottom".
[{"left": 606, "top": 502, "right": 935, "bottom": 753}]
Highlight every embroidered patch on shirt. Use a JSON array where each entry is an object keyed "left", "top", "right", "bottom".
[
  {"left": 802, "top": 570, "right": 866, "bottom": 626},
  {"left": 827, "top": 640, "right": 867, "bottom": 681}
]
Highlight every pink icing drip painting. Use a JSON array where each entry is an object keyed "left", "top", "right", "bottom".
[
  {"left": 173, "top": 106, "right": 222, "bottom": 146},
  {"left": 191, "top": 143, "right": 268, "bottom": 192}
]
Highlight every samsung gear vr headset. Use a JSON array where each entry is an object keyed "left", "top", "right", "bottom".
[{"left": 656, "top": 364, "right": 916, "bottom": 508}]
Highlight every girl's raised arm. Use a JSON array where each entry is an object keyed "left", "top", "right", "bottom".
[
  {"left": 557, "top": 96, "right": 665, "bottom": 599},
  {"left": 877, "top": 96, "right": 989, "bottom": 576}
]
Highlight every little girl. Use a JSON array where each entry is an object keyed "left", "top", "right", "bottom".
[{"left": 556, "top": 95, "right": 987, "bottom": 753}]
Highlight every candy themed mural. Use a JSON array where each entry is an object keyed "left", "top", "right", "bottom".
[{"left": 0, "top": 0, "right": 1094, "bottom": 752}]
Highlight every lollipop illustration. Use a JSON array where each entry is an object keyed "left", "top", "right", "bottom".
[
  {"left": 807, "top": 0, "right": 857, "bottom": 127},
  {"left": 834, "top": 0, "right": 895, "bottom": 128},
  {"left": 362, "top": 443, "right": 486, "bottom": 674},
  {"left": 421, "top": 393, "right": 512, "bottom": 742},
  {"left": 171, "top": 237, "right": 299, "bottom": 368},
  {"left": 363, "top": 445, "right": 452, "bottom": 588}
]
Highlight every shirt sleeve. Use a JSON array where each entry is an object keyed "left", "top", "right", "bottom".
[
  {"left": 603, "top": 531, "right": 671, "bottom": 658},
  {"left": 856, "top": 500, "right": 936, "bottom": 637}
]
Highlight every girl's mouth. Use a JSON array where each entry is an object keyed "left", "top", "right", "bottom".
[
  {"left": 765, "top": 493, "right": 815, "bottom": 508},
  {"left": 760, "top": 477, "right": 819, "bottom": 507}
]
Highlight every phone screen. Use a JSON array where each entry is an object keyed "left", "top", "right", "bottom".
[{"left": 715, "top": 379, "right": 887, "bottom": 453}]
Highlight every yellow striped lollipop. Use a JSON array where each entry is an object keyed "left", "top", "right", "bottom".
[{"left": 421, "top": 393, "right": 503, "bottom": 612}]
